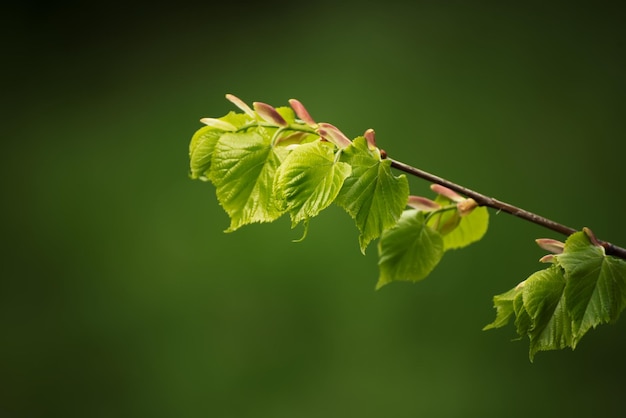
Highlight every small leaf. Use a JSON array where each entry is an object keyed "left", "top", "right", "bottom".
[
  {"left": 377, "top": 210, "right": 444, "bottom": 289},
  {"left": 425, "top": 195, "right": 489, "bottom": 249},
  {"left": 522, "top": 265, "right": 571, "bottom": 361},
  {"left": 273, "top": 140, "right": 351, "bottom": 227},
  {"left": 208, "top": 131, "right": 286, "bottom": 231},
  {"left": 426, "top": 196, "right": 461, "bottom": 235},
  {"left": 441, "top": 206, "right": 489, "bottom": 251},
  {"left": 336, "top": 137, "right": 409, "bottom": 253},
  {"left": 483, "top": 285, "right": 523, "bottom": 330},
  {"left": 189, "top": 126, "right": 221, "bottom": 180},
  {"left": 189, "top": 111, "right": 256, "bottom": 180}
]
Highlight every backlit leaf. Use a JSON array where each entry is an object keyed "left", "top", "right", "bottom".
[
  {"left": 189, "top": 111, "right": 254, "bottom": 180},
  {"left": 208, "top": 131, "right": 286, "bottom": 232},
  {"left": 189, "top": 126, "right": 221, "bottom": 180},
  {"left": 426, "top": 195, "right": 489, "bottom": 251},
  {"left": 441, "top": 206, "right": 489, "bottom": 251},
  {"left": 377, "top": 210, "right": 444, "bottom": 289},
  {"left": 336, "top": 137, "right": 409, "bottom": 253},
  {"left": 273, "top": 141, "right": 351, "bottom": 228}
]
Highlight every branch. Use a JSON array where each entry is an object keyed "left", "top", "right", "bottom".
[{"left": 389, "top": 157, "right": 626, "bottom": 260}]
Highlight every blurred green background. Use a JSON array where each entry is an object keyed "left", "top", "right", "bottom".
[{"left": 3, "top": 1, "right": 626, "bottom": 417}]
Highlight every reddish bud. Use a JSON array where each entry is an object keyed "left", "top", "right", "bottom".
[
  {"left": 199, "top": 117, "right": 237, "bottom": 131},
  {"left": 535, "top": 238, "right": 565, "bottom": 254},
  {"left": 539, "top": 254, "right": 556, "bottom": 263},
  {"left": 457, "top": 198, "right": 478, "bottom": 216},
  {"left": 317, "top": 122, "right": 352, "bottom": 148},
  {"left": 364, "top": 129, "right": 377, "bottom": 149},
  {"left": 583, "top": 227, "right": 602, "bottom": 247},
  {"left": 288, "top": 99, "right": 316, "bottom": 126},
  {"left": 225, "top": 93, "right": 255, "bottom": 118},
  {"left": 253, "top": 102, "right": 288, "bottom": 126},
  {"left": 407, "top": 195, "right": 441, "bottom": 211},
  {"left": 430, "top": 184, "right": 464, "bottom": 203}
]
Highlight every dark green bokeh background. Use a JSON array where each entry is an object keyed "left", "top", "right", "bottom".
[{"left": 3, "top": 2, "right": 626, "bottom": 417}]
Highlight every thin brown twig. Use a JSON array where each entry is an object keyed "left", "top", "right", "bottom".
[{"left": 389, "top": 158, "right": 626, "bottom": 260}]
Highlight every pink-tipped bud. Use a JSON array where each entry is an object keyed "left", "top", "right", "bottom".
[
  {"left": 535, "top": 238, "right": 565, "bottom": 254},
  {"left": 430, "top": 184, "right": 464, "bottom": 203},
  {"left": 457, "top": 198, "right": 478, "bottom": 216},
  {"left": 225, "top": 93, "right": 255, "bottom": 118},
  {"left": 583, "top": 227, "right": 602, "bottom": 247},
  {"left": 539, "top": 254, "right": 556, "bottom": 263},
  {"left": 317, "top": 122, "right": 352, "bottom": 148},
  {"left": 199, "top": 117, "right": 237, "bottom": 131},
  {"left": 288, "top": 99, "right": 316, "bottom": 126},
  {"left": 407, "top": 195, "right": 441, "bottom": 211},
  {"left": 364, "top": 128, "right": 377, "bottom": 149},
  {"left": 253, "top": 102, "right": 288, "bottom": 126}
]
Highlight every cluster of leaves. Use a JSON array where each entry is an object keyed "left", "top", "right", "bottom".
[
  {"left": 484, "top": 229, "right": 626, "bottom": 361},
  {"left": 189, "top": 94, "right": 626, "bottom": 360},
  {"left": 189, "top": 94, "right": 488, "bottom": 290}
]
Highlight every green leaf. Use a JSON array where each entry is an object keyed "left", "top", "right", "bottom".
[
  {"left": 377, "top": 210, "right": 444, "bottom": 289},
  {"left": 558, "top": 232, "right": 626, "bottom": 346},
  {"left": 441, "top": 206, "right": 489, "bottom": 251},
  {"left": 275, "top": 106, "right": 297, "bottom": 124},
  {"left": 189, "top": 126, "right": 221, "bottom": 180},
  {"left": 484, "top": 231, "right": 626, "bottom": 360},
  {"left": 189, "top": 111, "right": 254, "bottom": 180},
  {"left": 512, "top": 289, "right": 532, "bottom": 340},
  {"left": 335, "top": 137, "right": 409, "bottom": 253},
  {"left": 425, "top": 195, "right": 489, "bottom": 251},
  {"left": 273, "top": 141, "right": 351, "bottom": 227},
  {"left": 482, "top": 285, "right": 523, "bottom": 330},
  {"left": 425, "top": 197, "right": 461, "bottom": 235},
  {"left": 208, "top": 131, "right": 286, "bottom": 232},
  {"left": 522, "top": 265, "right": 572, "bottom": 361}
]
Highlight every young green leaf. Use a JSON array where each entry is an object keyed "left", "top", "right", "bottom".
[
  {"left": 482, "top": 285, "right": 523, "bottom": 331},
  {"left": 273, "top": 140, "right": 351, "bottom": 228},
  {"left": 558, "top": 231, "right": 626, "bottom": 347},
  {"left": 425, "top": 203, "right": 461, "bottom": 235},
  {"left": 377, "top": 210, "right": 444, "bottom": 289},
  {"left": 521, "top": 265, "right": 572, "bottom": 361},
  {"left": 189, "top": 111, "right": 254, "bottom": 180},
  {"left": 208, "top": 131, "right": 286, "bottom": 232},
  {"left": 441, "top": 206, "right": 489, "bottom": 251},
  {"left": 189, "top": 126, "right": 222, "bottom": 180},
  {"left": 335, "top": 137, "right": 409, "bottom": 253},
  {"left": 425, "top": 194, "right": 489, "bottom": 250},
  {"left": 485, "top": 231, "right": 626, "bottom": 360}
]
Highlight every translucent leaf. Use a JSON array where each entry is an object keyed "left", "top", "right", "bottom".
[
  {"left": 335, "top": 137, "right": 409, "bottom": 253},
  {"left": 425, "top": 197, "right": 461, "bottom": 235},
  {"left": 275, "top": 106, "right": 297, "bottom": 124},
  {"left": 189, "top": 126, "right": 221, "bottom": 180},
  {"left": 377, "top": 210, "right": 444, "bottom": 289},
  {"left": 426, "top": 195, "right": 489, "bottom": 250},
  {"left": 208, "top": 131, "right": 286, "bottom": 232},
  {"left": 273, "top": 141, "right": 351, "bottom": 228},
  {"left": 189, "top": 111, "right": 255, "bottom": 180},
  {"left": 441, "top": 206, "right": 489, "bottom": 251},
  {"left": 558, "top": 232, "right": 626, "bottom": 346}
]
